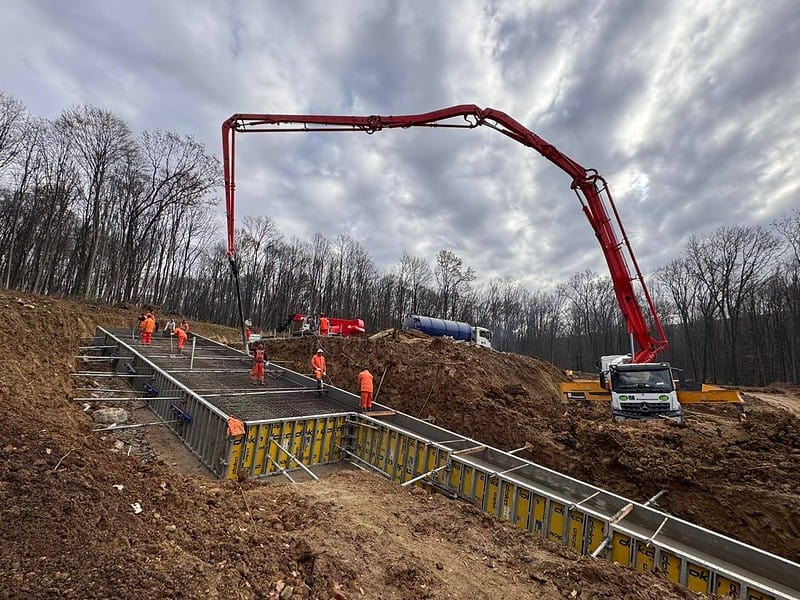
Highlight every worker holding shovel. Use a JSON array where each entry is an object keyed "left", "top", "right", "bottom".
[
  {"left": 358, "top": 366, "right": 374, "bottom": 413},
  {"left": 312, "top": 348, "right": 327, "bottom": 395}
]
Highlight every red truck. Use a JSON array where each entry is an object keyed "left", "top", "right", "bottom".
[{"left": 290, "top": 313, "right": 366, "bottom": 337}]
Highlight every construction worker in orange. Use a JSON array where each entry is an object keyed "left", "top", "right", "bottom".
[
  {"left": 311, "top": 348, "right": 326, "bottom": 393},
  {"left": 180, "top": 319, "right": 189, "bottom": 333},
  {"left": 358, "top": 366, "right": 374, "bottom": 413},
  {"left": 141, "top": 312, "right": 156, "bottom": 346},
  {"left": 251, "top": 342, "right": 267, "bottom": 384},
  {"left": 319, "top": 313, "right": 329, "bottom": 336},
  {"left": 174, "top": 324, "right": 188, "bottom": 354}
]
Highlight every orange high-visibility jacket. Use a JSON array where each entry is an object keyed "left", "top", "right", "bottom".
[
  {"left": 358, "top": 369, "right": 374, "bottom": 393},
  {"left": 175, "top": 327, "right": 187, "bottom": 344},
  {"left": 142, "top": 316, "right": 156, "bottom": 334},
  {"left": 319, "top": 317, "right": 329, "bottom": 335},
  {"left": 312, "top": 354, "right": 326, "bottom": 374}
]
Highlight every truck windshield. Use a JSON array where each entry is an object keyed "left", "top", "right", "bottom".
[{"left": 611, "top": 369, "right": 673, "bottom": 391}]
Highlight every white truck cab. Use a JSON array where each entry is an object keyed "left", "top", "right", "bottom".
[
  {"left": 472, "top": 326, "right": 493, "bottom": 349},
  {"left": 600, "top": 356, "right": 683, "bottom": 423}
]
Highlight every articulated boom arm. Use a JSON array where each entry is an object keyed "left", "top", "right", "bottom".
[{"left": 222, "top": 104, "right": 667, "bottom": 362}]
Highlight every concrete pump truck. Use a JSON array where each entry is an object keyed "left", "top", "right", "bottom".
[{"left": 221, "top": 104, "right": 744, "bottom": 423}]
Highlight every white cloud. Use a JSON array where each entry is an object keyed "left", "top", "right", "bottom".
[{"left": 1, "top": 0, "right": 799, "bottom": 292}]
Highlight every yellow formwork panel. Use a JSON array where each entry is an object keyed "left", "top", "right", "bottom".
[
  {"left": 634, "top": 542, "right": 656, "bottom": 572},
  {"left": 376, "top": 428, "right": 390, "bottom": 468},
  {"left": 390, "top": 432, "right": 405, "bottom": 481},
  {"left": 300, "top": 421, "right": 315, "bottom": 464},
  {"left": 331, "top": 416, "right": 345, "bottom": 462},
  {"left": 515, "top": 488, "right": 531, "bottom": 531},
  {"left": 532, "top": 494, "right": 546, "bottom": 535},
  {"left": 252, "top": 425, "right": 269, "bottom": 476},
  {"left": 240, "top": 425, "right": 258, "bottom": 472},
  {"left": 473, "top": 471, "right": 487, "bottom": 509},
  {"left": 394, "top": 433, "right": 413, "bottom": 482},
  {"left": 714, "top": 576, "right": 741, "bottom": 599},
  {"left": 386, "top": 430, "right": 400, "bottom": 481},
  {"left": 499, "top": 482, "right": 515, "bottom": 522},
  {"left": 402, "top": 436, "right": 419, "bottom": 482},
  {"left": 277, "top": 423, "right": 295, "bottom": 469},
  {"left": 448, "top": 460, "right": 463, "bottom": 492},
  {"left": 309, "top": 418, "right": 324, "bottom": 464},
  {"left": 486, "top": 477, "right": 500, "bottom": 517},
  {"left": 744, "top": 588, "right": 775, "bottom": 600},
  {"left": 686, "top": 563, "right": 711, "bottom": 594},
  {"left": 659, "top": 551, "right": 682, "bottom": 584},
  {"left": 226, "top": 436, "right": 244, "bottom": 479},
  {"left": 354, "top": 420, "right": 370, "bottom": 461},
  {"left": 548, "top": 501, "right": 566, "bottom": 543},
  {"left": 461, "top": 465, "right": 475, "bottom": 501},
  {"left": 426, "top": 445, "right": 438, "bottom": 473},
  {"left": 585, "top": 517, "right": 605, "bottom": 555},
  {"left": 412, "top": 442, "right": 428, "bottom": 478},
  {"left": 224, "top": 417, "right": 349, "bottom": 478},
  {"left": 566, "top": 510, "right": 585, "bottom": 552},
  {"left": 611, "top": 531, "right": 632, "bottom": 566},
  {"left": 288, "top": 421, "right": 305, "bottom": 463},
  {"left": 267, "top": 423, "right": 286, "bottom": 471}
]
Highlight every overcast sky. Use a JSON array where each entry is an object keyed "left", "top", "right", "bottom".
[{"left": 2, "top": 0, "right": 799, "bottom": 290}]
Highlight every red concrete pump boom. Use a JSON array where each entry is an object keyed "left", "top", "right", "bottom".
[{"left": 222, "top": 105, "right": 668, "bottom": 362}]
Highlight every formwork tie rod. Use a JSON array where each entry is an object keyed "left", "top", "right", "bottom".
[
  {"left": 264, "top": 454, "right": 296, "bottom": 483},
  {"left": 269, "top": 439, "right": 320, "bottom": 482},
  {"left": 507, "top": 442, "right": 534, "bottom": 455},
  {"left": 645, "top": 517, "right": 670, "bottom": 547},
  {"left": 401, "top": 463, "right": 449, "bottom": 487},
  {"left": 72, "top": 373, "right": 151, "bottom": 378},
  {"left": 93, "top": 419, "right": 182, "bottom": 432},
  {"left": 644, "top": 489, "right": 667, "bottom": 506},
  {"left": 568, "top": 491, "right": 601, "bottom": 512},
  {"left": 340, "top": 449, "right": 392, "bottom": 479}
]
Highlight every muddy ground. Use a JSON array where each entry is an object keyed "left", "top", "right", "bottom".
[{"left": 0, "top": 290, "right": 796, "bottom": 599}]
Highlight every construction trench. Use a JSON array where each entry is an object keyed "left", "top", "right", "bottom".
[{"left": 81, "top": 326, "right": 800, "bottom": 600}]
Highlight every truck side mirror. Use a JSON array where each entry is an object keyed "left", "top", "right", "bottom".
[{"left": 599, "top": 372, "right": 607, "bottom": 389}]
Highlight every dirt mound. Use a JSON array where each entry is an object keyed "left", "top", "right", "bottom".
[{"left": 265, "top": 334, "right": 800, "bottom": 562}]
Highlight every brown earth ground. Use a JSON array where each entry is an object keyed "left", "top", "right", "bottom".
[{"left": 0, "top": 290, "right": 796, "bottom": 599}]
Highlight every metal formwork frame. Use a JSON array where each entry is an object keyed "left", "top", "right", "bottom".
[
  {"left": 346, "top": 412, "right": 800, "bottom": 600},
  {"left": 87, "top": 327, "right": 799, "bottom": 599}
]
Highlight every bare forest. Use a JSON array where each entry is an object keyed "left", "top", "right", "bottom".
[{"left": 1, "top": 90, "right": 798, "bottom": 386}]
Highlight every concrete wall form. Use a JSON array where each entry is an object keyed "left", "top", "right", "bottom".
[{"left": 88, "top": 326, "right": 800, "bottom": 599}]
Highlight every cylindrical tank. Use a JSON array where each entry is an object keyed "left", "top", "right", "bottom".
[{"left": 403, "top": 315, "right": 473, "bottom": 342}]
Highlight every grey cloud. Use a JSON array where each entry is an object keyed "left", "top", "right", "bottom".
[{"left": 2, "top": 0, "right": 798, "bottom": 293}]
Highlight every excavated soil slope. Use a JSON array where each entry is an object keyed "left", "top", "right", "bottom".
[
  {"left": 1, "top": 290, "right": 696, "bottom": 599},
  {"left": 265, "top": 331, "right": 800, "bottom": 563}
]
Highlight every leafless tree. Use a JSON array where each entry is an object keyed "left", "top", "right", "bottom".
[
  {"left": 434, "top": 249, "right": 475, "bottom": 319},
  {"left": 686, "top": 226, "right": 783, "bottom": 383},
  {"left": 57, "top": 105, "right": 134, "bottom": 298},
  {"left": 0, "top": 91, "right": 26, "bottom": 176}
]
